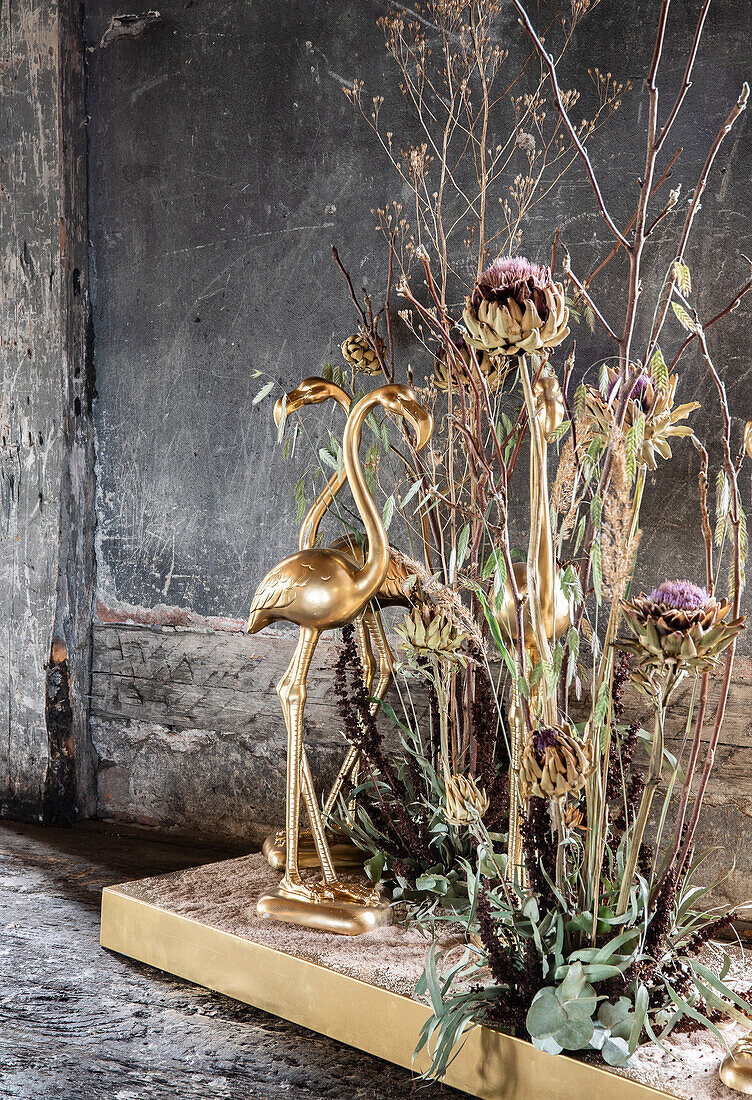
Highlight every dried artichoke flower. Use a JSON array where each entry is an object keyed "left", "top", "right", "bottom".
[
  {"left": 615, "top": 579, "right": 745, "bottom": 682},
  {"left": 585, "top": 367, "right": 699, "bottom": 471},
  {"left": 395, "top": 606, "right": 468, "bottom": 665},
  {"left": 519, "top": 723, "right": 595, "bottom": 803},
  {"left": 341, "top": 333, "right": 384, "bottom": 375},
  {"left": 444, "top": 773, "right": 490, "bottom": 827},
  {"left": 463, "top": 256, "right": 569, "bottom": 358},
  {"left": 433, "top": 334, "right": 510, "bottom": 393}
]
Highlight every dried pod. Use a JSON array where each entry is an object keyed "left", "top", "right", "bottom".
[
  {"left": 444, "top": 773, "right": 490, "bottom": 826},
  {"left": 341, "top": 333, "right": 384, "bottom": 375},
  {"left": 519, "top": 723, "right": 595, "bottom": 803}
]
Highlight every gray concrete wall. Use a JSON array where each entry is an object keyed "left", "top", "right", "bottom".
[
  {"left": 29, "top": 0, "right": 746, "bottom": 880},
  {"left": 84, "top": 0, "right": 752, "bottom": 620}
]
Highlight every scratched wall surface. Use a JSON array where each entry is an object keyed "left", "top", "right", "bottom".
[
  {"left": 0, "top": 0, "right": 95, "bottom": 822},
  {"left": 0, "top": 1, "right": 61, "bottom": 815}
]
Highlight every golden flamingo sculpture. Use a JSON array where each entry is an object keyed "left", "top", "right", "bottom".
[
  {"left": 495, "top": 364, "right": 570, "bottom": 876},
  {"left": 261, "top": 378, "right": 425, "bottom": 871},
  {"left": 495, "top": 368, "right": 569, "bottom": 654},
  {"left": 248, "top": 385, "right": 432, "bottom": 933}
]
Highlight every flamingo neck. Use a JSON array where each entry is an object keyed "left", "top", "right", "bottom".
[
  {"left": 531, "top": 433, "right": 554, "bottom": 617},
  {"left": 298, "top": 385, "right": 352, "bottom": 551},
  {"left": 342, "top": 393, "right": 390, "bottom": 601}
]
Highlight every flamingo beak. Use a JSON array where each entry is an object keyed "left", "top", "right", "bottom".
[
  {"left": 273, "top": 380, "right": 319, "bottom": 427},
  {"left": 273, "top": 394, "right": 289, "bottom": 428},
  {"left": 400, "top": 399, "right": 433, "bottom": 452}
]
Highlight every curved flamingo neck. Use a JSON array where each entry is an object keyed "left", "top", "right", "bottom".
[
  {"left": 342, "top": 392, "right": 390, "bottom": 601},
  {"left": 532, "top": 430, "right": 554, "bottom": 618},
  {"left": 298, "top": 384, "right": 352, "bottom": 551}
]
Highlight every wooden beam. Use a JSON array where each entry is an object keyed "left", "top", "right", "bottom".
[{"left": 0, "top": 0, "right": 95, "bottom": 822}]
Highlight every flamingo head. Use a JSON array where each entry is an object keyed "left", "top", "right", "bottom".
[
  {"left": 375, "top": 384, "right": 433, "bottom": 452},
  {"left": 274, "top": 376, "right": 351, "bottom": 427}
]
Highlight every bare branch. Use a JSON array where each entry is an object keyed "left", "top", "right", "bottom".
[
  {"left": 646, "top": 83, "right": 750, "bottom": 364},
  {"left": 585, "top": 147, "right": 683, "bottom": 288},
  {"left": 656, "top": 0, "right": 712, "bottom": 151},
  {"left": 669, "top": 273, "right": 752, "bottom": 370},
  {"left": 561, "top": 246, "right": 619, "bottom": 343}
]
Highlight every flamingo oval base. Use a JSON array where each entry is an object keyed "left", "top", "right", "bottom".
[{"left": 256, "top": 885, "right": 392, "bottom": 935}]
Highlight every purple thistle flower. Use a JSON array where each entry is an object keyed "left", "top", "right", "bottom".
[
  {"left": 533, "top": 727, "right": 559, "bottom": 756},
  {"left": 471, "top": 255, "right": 553, "bottom": 321},
  {"left": 607, "top": 369, "right": 653, "bottom": 412},
  {"left": 648, "top": 580, "right": 709, "bottom": 611}
]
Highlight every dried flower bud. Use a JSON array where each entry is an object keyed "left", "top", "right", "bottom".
[
  {"left": 444, "top": 773, "right": 489, "bottom": 826},
  {"left": 616, "top": 580, "right": 745, "bottom": 678},
  {"left": 341, "top": 333, "right": 383, "bottom": 375},
  {"left": 395, "top": 607, "right": 468, "bottom": 664},
  {"left": 519, "top": 723, "right": 595, "bottom": 803},
  {"left": 463, "top": 255, "right": 569, "bottom": 358}
]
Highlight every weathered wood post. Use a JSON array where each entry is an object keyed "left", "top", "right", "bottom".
[{"left": 0, "top": 0, "right": 95, "bottom": 822}]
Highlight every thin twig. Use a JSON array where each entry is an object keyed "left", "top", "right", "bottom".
[
  {"left": 655, "top": 0, "right": 712, "bottom": 152},
  {"left": 669, "top": 274, "right": 752, "bottom": 370},
  {"left": 510, "top": 0, "right": 629, "bottom": 249},
  {"left": 645, "top": 83, "right": 750, "bottom": 365},
  {"left": 562, "top": 246, "right": 619, "bottom": 343}
]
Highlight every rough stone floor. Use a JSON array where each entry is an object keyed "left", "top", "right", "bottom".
[{"left": 0, "top": 821, "right": 461, "bottom": 1100}]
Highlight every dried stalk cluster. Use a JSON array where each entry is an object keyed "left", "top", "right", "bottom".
[{"left": 286, "top": 0, "right": 752, "bottom": 1075}]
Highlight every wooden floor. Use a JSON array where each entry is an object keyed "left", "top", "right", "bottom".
[{"left": 0, "top": 821, "right": 460, "bottom": 1100}]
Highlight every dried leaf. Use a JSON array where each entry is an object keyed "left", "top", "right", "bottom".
[
  {"left": 672, "top": 301, "right": 699, "bottom": 334},
  {"left": 673, "top": 261, "right": 692, "bottom": 296}
]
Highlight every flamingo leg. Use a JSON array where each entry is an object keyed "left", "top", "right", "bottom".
[
  {"left": 322, "top": 605, "right": 395, "bottom": 821},
  {"left": 277, "top": 626, "right": 336, "bottom": 890}
]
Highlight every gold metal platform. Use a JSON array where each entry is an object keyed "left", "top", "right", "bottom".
[{"left": 99, "top": 856, "right": 682, "bottom": 1100}]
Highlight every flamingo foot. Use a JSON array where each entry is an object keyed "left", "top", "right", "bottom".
[{"left": 256, "top": 875, "right": 391, "bottom": 935}]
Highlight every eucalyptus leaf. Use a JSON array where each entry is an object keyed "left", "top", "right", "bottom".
[
  {"left": 364, "top": 851, "right": 385, "bottom": 883},
  {"left": 557, "top": 1017, "right": 595, "bottom": 1051},
  {"left": 527, "top": 988, "right": 567, "bottom": 1038},
  {"left": 602, "top": 1036, "right": 631, "bottom": 1066},
  {"left": 531, "top": 1035, "right": 563, "bottom": 1055}
]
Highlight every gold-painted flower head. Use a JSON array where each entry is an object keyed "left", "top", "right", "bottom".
[
  {"left": 562, "top": 803, "right": 586, "bottom": 830},
  {"left": 586, "top": 367, "right": 699, "bottom": 471},
  {"left": 463, "top": 256, "right": 569, "bottom": 358},
  {"left": 519, "top": 722, "right": 595, "bottom": 803},
  {"left": 341, "top": 333, "right": 384, "bottom": 375},
  {"left": 444, "top": 773, "right": 489, "bottom": 826},
  {"left": 616, "top": 580, "right": 744, "bottom": 681}
]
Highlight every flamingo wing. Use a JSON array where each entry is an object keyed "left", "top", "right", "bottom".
[{"left": 248, "top": 561, "right": 299, "bottom": 620}]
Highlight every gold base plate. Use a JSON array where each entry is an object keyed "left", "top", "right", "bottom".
[
  {"left": 256, "top": 886, "right": 391, "bottom": 935},
  {"left": 99, "top": 854, "right": 692, "bottom": 1100},
  {"left": 262, "top": 832, "right": 367, "bottom": 871}
]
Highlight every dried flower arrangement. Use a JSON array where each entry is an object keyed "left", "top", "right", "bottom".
[{"left": 258, "top": 0, "right": 752, "bottom": 1082}]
